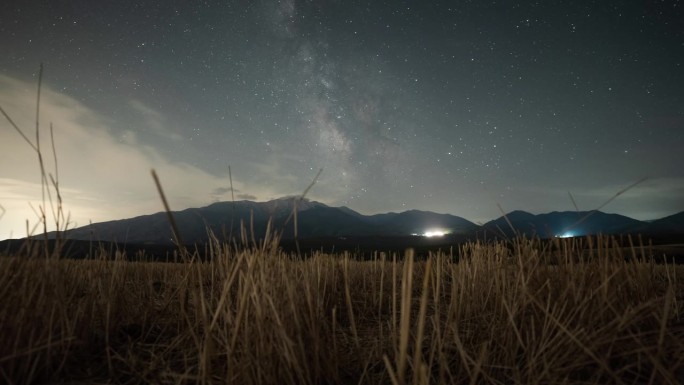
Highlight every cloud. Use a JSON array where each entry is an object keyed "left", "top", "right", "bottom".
[
  {"left": 128, "top": 99, "right": 184, "bottom": 141},
  {"left": 0, "top": 75, "right": 284, "bottom": 240},
  {"left": 236, "top": 193, "right": 257, "bottom": 200},
  {"left": 211, "top": 187, "right": 234, "bottom": 196}
]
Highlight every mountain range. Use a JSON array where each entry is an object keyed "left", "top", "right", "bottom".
[{"left": 41, "top": 197, "right": 684, "bottom": 245}]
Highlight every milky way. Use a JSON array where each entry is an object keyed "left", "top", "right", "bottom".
[{"left": 1, "top": 0, "right": 683, "bottom": 239}]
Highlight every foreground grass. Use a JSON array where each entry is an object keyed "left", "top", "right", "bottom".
[{"left": 1, "top": 236, "right": 683, "bottom": 385}]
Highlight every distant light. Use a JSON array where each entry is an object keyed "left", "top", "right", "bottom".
[
  {"left": 556, "top": 232, "right": 575, "bottom": 238},
  {"left": 423, "top": 230, "right": 446, "bottom": 237}
]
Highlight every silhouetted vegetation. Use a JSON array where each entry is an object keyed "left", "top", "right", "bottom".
[{"left": 1, "top": 234, "right": 683, "bottom": 384}]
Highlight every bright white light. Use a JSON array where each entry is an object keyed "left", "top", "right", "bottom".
[
  {"left": 423, "top": 230, "right": 446, "bottom": 237},
  {"left": 556, "top": 232, "right": 575, "bottom": 238}
]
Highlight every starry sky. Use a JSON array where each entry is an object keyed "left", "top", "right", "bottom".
[{"left": 1, "top": 0, "right": 683, "bottom": 240}]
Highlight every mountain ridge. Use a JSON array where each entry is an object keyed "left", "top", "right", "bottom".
[{"left": 20, "top": 197, "right": 684, "bottom": 245}]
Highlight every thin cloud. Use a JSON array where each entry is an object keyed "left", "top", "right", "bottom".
[
  {"left": 0, "top": 75, "right": 284, "bottom": 240},
  {"left": 128, "top": 99, "right": 184, "bottom": 142}
]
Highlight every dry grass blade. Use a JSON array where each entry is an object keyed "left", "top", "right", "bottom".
[
  {"left": 150, "top": 169, "right": 185, "bottom": 252},
  {"left": 0, "top": 105, "right": 37, "bottom": 152},
  {"left": 560, "top": 177, "right": 648, "bottom": 236},
  {"left": 1, "top": 64, "right": 71, "bottom": 257},
  {"left": 281, "top": 167, "right": 323, "bottom": 257},
  {"left": 496, "top": 203, "right": 517, "bottom": 239}
]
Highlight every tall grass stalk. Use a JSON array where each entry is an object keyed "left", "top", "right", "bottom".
[{"left": 1, "top": 64, "right": 71, "bottom": 258}]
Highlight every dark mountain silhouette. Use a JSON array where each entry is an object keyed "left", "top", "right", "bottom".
[
  {"left": 57, "top": 198, "right": 477, "bottom": 245},
  {"left": 366, "top": 210, "right": 479, "bottom": 236},
  {"left": 33, "top": 198, "right": 684, "bottom": 246},
  {"left": 482, "top": 210, "right": 646, "bottom": 238},
  {"left": 59, "top": 198, "right": 326, "bottom": 244},
  {"left": 641, "top": 211, "right": 684, "bottom": 234},
  {"left": 287, "top": 206, "right": 378, "bottom": 237}
]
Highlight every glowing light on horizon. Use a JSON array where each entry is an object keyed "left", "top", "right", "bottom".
[
  {"left": 423, "top": 230, "right": 446, "bottom": 237},
  {"left": 556, "top": 232, "right": 575, "bottom": 238}
]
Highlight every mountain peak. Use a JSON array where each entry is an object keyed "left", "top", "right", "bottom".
[
  {"left": 263, "top": 196, "right": 326, "bottom": 212},
  {"left": 502, "top": 210, "right": 536, "bottom": 221}
]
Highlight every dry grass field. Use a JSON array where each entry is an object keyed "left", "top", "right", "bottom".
[{"left": 1, "top": 235, "right": 683, "bottom": 385}]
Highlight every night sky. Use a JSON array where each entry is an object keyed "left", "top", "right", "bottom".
[{"left": 1, "top": 0, "right": 683, "bottom": 240}]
